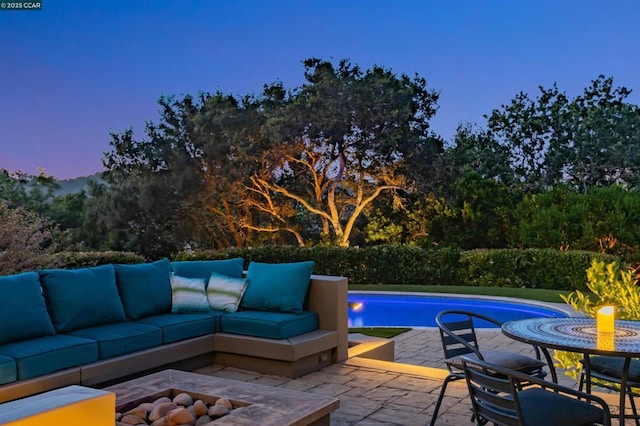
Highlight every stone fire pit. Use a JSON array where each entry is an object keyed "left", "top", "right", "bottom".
[{"left": 105, "top": 369, "right": 339, "bottom": 425}]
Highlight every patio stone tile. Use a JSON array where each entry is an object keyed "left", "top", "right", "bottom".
[
  {"left": 306, "top": 382, "right": 353, "bottom": 397},
  {"left": 383, "top": 374, "right": 442, "bottom": 392},
  {"left": 304, "top": 370, "right": 356, "bottom": 385},
  {"left": 344, "top": 369, "right": 398, "bottom": 383},
  {"left": 331, "top": 395, "right": 382, "bottom": 418},
  {"left": 359, "top": 386, "right": 408, "bottom": 403},
  {"left": 365, "top": 406, "right": 431, "bottom": 425},
  {"left": 343, "top": 377, "right": 387, "bottom": 389},
  {"left": 391, "top": 390, "right": 436, "bottom": 411},
  {"left": 248, "top": 375, "right": 290, "bottom": 387},
  {"left": 275, "top": 379, "right": 318, "bottom": 392}
]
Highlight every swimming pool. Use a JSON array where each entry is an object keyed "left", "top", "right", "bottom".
[{"left": 347, "top": 292, "right": 569, "bottom": 328}]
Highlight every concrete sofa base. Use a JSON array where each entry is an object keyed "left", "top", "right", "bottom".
[
  {"left": 213, "top": 330, "right": 338, "bottom": 378},
  {"left": 80, "top": 334, "right": 215, "bottom": 386}
]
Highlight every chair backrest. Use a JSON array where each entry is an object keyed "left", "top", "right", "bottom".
[
  {"left": 461, "top": 357, "right": 524, "bottom": 426},
  {"left": 462, "top": 356, "right": 611, "bottom": 426},
  {"left": 436, "top": 310, "right": 503, "bottom": 364}
]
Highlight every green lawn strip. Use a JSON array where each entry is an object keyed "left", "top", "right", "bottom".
[
  {"left": 348, "top": 284, "right": 570, "bottom": 303},
  {"left": 348, "top": 327, "right": 412, "bottom": 338}
]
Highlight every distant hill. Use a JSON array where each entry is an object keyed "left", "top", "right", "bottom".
[{"left": 53, "top": 173, "right": 105, "bottom": 196}]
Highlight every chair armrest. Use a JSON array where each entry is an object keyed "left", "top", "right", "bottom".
[{"left": 503, "top": 362, "right": 611, "bottom": 425}]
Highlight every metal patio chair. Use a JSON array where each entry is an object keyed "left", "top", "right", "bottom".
[
  {"left": 579, "top": 355, "right": 640, "bottom": 425},
  {"left": 462, "top": 357, "right": 611, "bottom": 426},
  {"left": 429, "top": 310, "right": 549, "bottom": 426}
]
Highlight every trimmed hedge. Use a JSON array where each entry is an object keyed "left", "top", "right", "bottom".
[
  {"left": 27, "top": 246, "right": 617, "bottom": 292},
  {"left": 174, "top": 245, "right": 619, "bottom": 292},
  {"left": 174, "top": 245, "right": 461, "bottom": 285},
  {"left": 49, "top": 251, "right": 145, "bottom": 269},
  {"left": 459, "top": 249, "right": 617, "bottom": 291}
]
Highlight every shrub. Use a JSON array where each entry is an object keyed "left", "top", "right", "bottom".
[
  {"left": 0, "top": 201, "right": 60, "bottom": 275},
  {"left": 459, "top": 248, "right": 618, "bottom": 291},
  {"left": 51, "top": 251, "right": 145, "bottom": 269},
  {"left": 555, "top": 260, "right": 640, "bottom": 380}
]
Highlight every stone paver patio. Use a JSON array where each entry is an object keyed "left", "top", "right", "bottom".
[{"left": 191, "top": 327, "right": 632, "bottom": 425}]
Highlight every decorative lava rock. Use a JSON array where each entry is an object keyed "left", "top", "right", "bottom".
[{"left": 116, "top": 392, "right": 237, "bottom": 425}]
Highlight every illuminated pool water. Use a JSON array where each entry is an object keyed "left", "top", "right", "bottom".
[{"left": 347, "top": 292, "right": 568, "bottom": 329}]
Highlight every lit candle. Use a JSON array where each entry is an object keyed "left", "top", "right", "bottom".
[
  {"left": 597, "top": 332, "right": 615, "bottom": 351},
  {"left": 597, "top": 306, "right": 615, "bottom": 334}
]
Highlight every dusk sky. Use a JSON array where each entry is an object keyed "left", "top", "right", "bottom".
[{"left": 1, "top": 0, "right": 639, "bottom": 179}]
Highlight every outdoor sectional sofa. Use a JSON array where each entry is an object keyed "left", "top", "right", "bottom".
[{"left": 0, "top": 258, "right": 348, "bottom": 403}]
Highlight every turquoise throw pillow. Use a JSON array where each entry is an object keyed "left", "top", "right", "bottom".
[
  {"left": 39, "top": 264, "right": 126, "bottom": 333},
  {"left": 0, "top": 272, "right": 55, "bottom": 344},
  {"left": 207, "top": 272, "right": 249, "bottom": 313},
  {"left": 170, "top": 274, "right": 211, "bottom": 313},
  {"left": 242, "top": 261, "right": 315, "bottom": 314},
  {"left": 171, "top": 258, "right": 244, "bottom": 280},
  {"left": 115, "top": 259, "right": 172, "bottom": 319}
]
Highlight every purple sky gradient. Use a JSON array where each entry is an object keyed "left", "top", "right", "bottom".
[{"left": 1, "top": 0, "right": 639, "bottom": 179}]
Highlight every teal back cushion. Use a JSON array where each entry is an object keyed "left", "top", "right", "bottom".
[
  {"left": 39, "top": 264, "right": 126, "bottom": 333},
  {"left": 242, "top": 261, "right": 315, "bottom": 314},
  {"left": 171, "top": 258, "right": 244, "bottom": 280},
  {"left": 0, "top": 272, "right": 55, "bottom": 344},
  {"left": 115, "top": 259, "right": 172, "bottom": 320}
]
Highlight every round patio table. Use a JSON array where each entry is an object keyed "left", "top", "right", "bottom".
[{"left": 502, "top": 317, "right": 640, "bottom": 425}]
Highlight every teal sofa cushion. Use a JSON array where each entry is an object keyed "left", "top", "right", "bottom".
[
  {"left": 136, "top": 312, "right": 219, "bottom": 344},
  {"left": 0, "top": 272, "right": 55, "bottom": 344},
  {"left": 242, "top": 261, "right": 315, "bottom": 314},
  {"left": 0, "top": 335, "right": 98, "bottom": 380},
  {"left": 0, "top": 355, "right": 16, "bottom": 385},
  {"left": 115, "top": 259, "right": 172, "bottom": 320},
  {"left": 68, "top": 322, "right": 162, "bottom": 359},
  {"left": 171, "top": 258, "right": 244, "bottom": 280},
  {"left": 220, "top": 310, "right": 319, "bottom": 339},
  {"left": 40, "top": 264, "right": 126, "bottom": 333}
]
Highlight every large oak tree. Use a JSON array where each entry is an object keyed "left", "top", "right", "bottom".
[{"left": 99, "top": 58, "right": 441, "bottom": 254}]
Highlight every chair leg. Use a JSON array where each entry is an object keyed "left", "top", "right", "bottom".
[
  {"left": 430, "top": 375, "right": 458, "bottom": 426},
  {"left": 625, "top": 386, "right": 640, "bottom": 426},
  {"left": 578, "top": 369, "right": 585, "bottom": 392}
]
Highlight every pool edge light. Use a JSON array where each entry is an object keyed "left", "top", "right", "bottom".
[{"left": 348, "top": 302, "right": 364, "bottom": 312}]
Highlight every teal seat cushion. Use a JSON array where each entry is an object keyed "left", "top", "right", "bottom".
[
  {"left": 0, "top": 355, "right": 16, "bottom": 385},
  {"left": 115, "top": 259, "right": 172, "bottom": 320},
  {"left": 0, "top": 335, "right": 98, "bottom": 380},
  {"left": 39, "top": 264, "right": 126, "bottom": 333},
  {"left": 68, "top": 322, "right": 162, "bottom": 359},
  {"left": 136, "top": 313, "right": 217, "bottom": 344},
  {"left": 220, "top": 310, "right": 319, "bottom": 339},
  {"left": 171, "top": 258, "right": 244, "bottom": 280},
  {"left": 242, "top": 261, "right": 315, "bottom": 314},
  {"left": 0, "top": 272, "right": 55, "bottom": 344}
]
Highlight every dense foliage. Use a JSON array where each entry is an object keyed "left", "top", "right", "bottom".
[{"left": 2, "top": 62, "right": 640, "bottom": 265}]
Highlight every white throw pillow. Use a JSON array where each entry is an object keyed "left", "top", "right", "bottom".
[
  {"left": 207, "top": 272, "right": 249, "bottom": 313},
  {"left": 170, "top": 274, "right": 210, "bottom": 313}
]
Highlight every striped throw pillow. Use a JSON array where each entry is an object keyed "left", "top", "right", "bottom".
[
  {"left": 207, "top": 272, "right": 249, "bottom": 313},
  {"left": 170, "top": 274, "right": 210, "bottom": 313}
]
